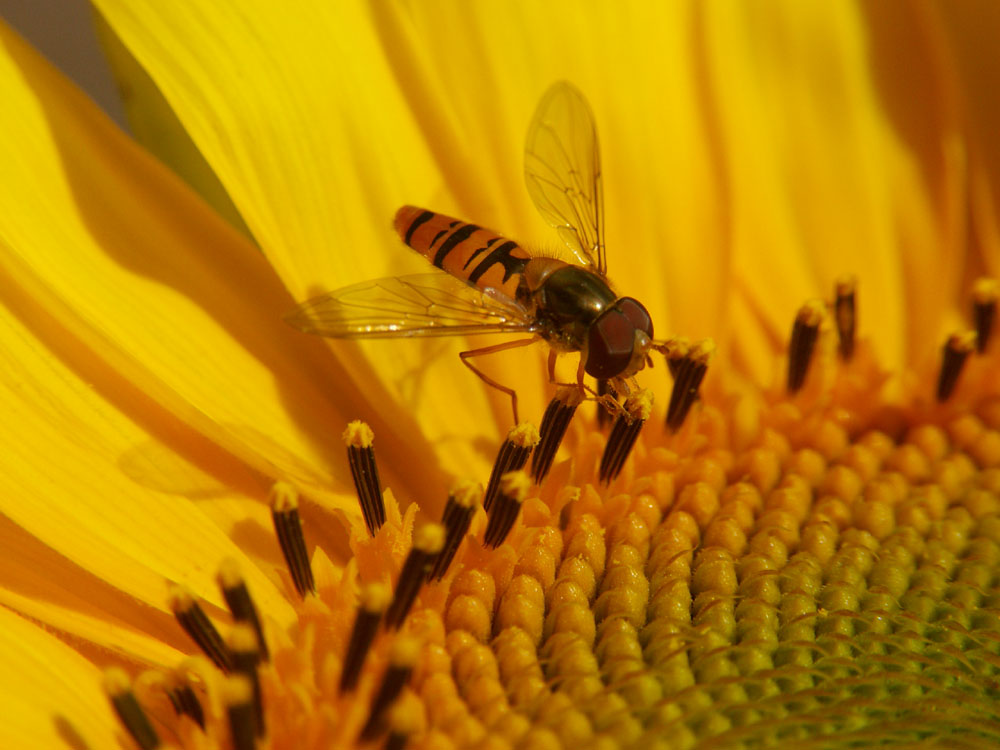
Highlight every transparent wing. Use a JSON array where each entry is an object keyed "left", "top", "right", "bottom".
[
  {"left": 286, "top": 273, "right": 539, "bottom": 338},
  {"left": 524, "top": 81, "right": 607, "bottom": 276}
]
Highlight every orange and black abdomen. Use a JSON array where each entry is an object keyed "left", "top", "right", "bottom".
[{"left": 395, "top": 206, "right": 531, "bottom": 299}]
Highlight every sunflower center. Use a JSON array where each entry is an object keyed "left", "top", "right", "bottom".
[{"left": 107, "top": 279, "right": 1000, "bottom": 749}]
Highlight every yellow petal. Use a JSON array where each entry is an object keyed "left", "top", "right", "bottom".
[
  {"left": 0, "top": 606, "right": 120, "bottom": 748},
  {"left": 0, "top": 25, "right": 310, "bottom": 619},
  {"left": 0, "top": 587, "right": 183, "bottom": 667},
  {"left": 0, "top": 512, "right": 187, "bottom": 665},
  {"left": 92, "top": 2, "right": 733, "bottom": 441},
  {"left": 93, "top": 13, "right": 253, "bottom": 239},
  {"left": 0, "top": 20, "right": 460, "bottom": 512},
  {"left": 91, "top": 0, "right": 441, "bottom": 290},
  {"left": 0, "top": 285, "right": 295, "bottom": 625},
  {"left": 92, "top": 0, "right": 519, "bottom": 469}
]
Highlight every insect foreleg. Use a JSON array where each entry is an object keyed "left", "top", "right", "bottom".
[
  {"left": 546, "top": 356, "right": 626, "bottom": 418},
  {"left": 460, "top": 337, "right": 537, "bottom": 423}
]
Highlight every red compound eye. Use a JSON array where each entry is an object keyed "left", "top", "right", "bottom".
[
  {"left": 585, "top": 308, "right": 635, "bottom": 379},
  {"left": 618, "top": 297, "right": 653, "bottom": 339}
]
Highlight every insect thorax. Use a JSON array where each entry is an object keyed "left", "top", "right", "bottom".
[{"left": 523, "top": 262, "right": 618, "bottom": 351}]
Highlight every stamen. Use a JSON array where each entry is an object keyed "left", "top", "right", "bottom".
[
  {"left": 531, "top": 386, "right": 583, "bottom": 482},
  {"left": 340, "top": 582, "right": 390, "bottom": 692},
  {"left": 596, "top": 379, "right": 615, "bottom": 428},
  {"left": 483, "top": 471, "right": 530, "bottom": 549},
  {"left": 222, "top": 674, "right": 256, "bottom": 750},
  {"left": 973, "top": 278, "right": 998, "bottom": 353},
  {"left": 384, "top": 523, "right": 445, "bottom": 629},
  {"left": 384, "top": 693, "right": 421, "bottom": 750},
  {"left": 483, "top": 422, "right": 539, "bottom": 512},
  {"left": 269, "top": 482, "right": 315, "bottom": 598},
  {"left": 360, "top": 635, "right": 420, "bottom": 740},
  {"left": 169, "top": 586, "right": 233, "bottom": 672},
  {"left": 103, "top": 668, "right": 160, "bottom": 750},
  {"left": 343, "top": 420, "right": 386, "bottom": 536},
  {"left": 663, "top": 337, "right": 689, "bottom": 378},
  {"left": 430, "top": 480, "right": 482, "bottom": 580},
  {"left": 217, "top": 558, "right": 269, "bottom": 661},
  {"left": 599, "top": 388, "right": 653, "bottom": 483},
  {"left": 666, "top": 339, "right": 714, "bottom": 431},
  {"left": 385, "top": 730, "right": 408, "bottom": 750},
  {"left": 228, "top": 624, "right": 264, "bottom": 737},
  {"left": 937, "top": 331, "right": 977, "bottom": 402},
  {"left": 164, "top": 670, "right": 205, "bottom": 729},
  {"left": 834, "top": 275, "right": 857, "bottom": 361},
  {"left": 787, "top": 300, "right": 825, "bottom": 393}
]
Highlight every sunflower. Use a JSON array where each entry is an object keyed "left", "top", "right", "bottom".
[{"left": 0, "top": 1, "right": 999, "bottom": 748}]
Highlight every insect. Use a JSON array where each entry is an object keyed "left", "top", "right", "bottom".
[{"left": 288, "top": 81, "right": 668, "bottom": 422}]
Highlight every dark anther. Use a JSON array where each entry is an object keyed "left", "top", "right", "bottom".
[
  {"left": 386, "top": 729, "right": 409, "bottom": 750},
  {"left": 270, "top": 482, "right": 315, "bottom": 598},
  {"left": 787, "top": 301, "right": 824, "bottom": 394},
  {"left": 937, "top": 331, "right": 976, "bottom": 402},
  {"left": 344, "top": 420, "right": 386, "bottom": 536},
  {"left": 558, "top": 487, "right": 580, "bottom": 531},
  {"left": 483, "top": 471, "right": 529, "bottom": 549},
  {"left": 384, "top": 695, "right": 419, "bottom": 750},
  {"left": 431, "top": 481, "right": 481, "bottom": 580},
  {"left": 483, "top": 422, "right": 539, "bottom": 512},
  {"left": 663, "top": 338, "right": 688, "bottom": 378},
  {"left": 599, "top": 388, "right": 653, "bottom": 483},
  {"left": 340, "top": 582, "right": 390, "bottom": 692},
  {"left": 103, "top": 669, "right": 160, "bottom": 750},
  {"left": 385, "top": 524, "right": 444, "bottom": 629},
  {"left": 223, "top": 675, "right": 257, "bottom": 750},
  {"left": 973, "top": 278, "right": 998, "bottom": 353},
  {"left": 169, "top": 586, "right": 233, "bottom": 672},
  {"left": 531, "top": 387, "right": 583, "bottom": 482},
  {"left": 665, "top": 339, "right": 713, "bottom": 431},
  {"left": 165, "top": 670, "right": 205, "bottom": 729},
  {"left": 834, "top": 275, "right": 857, "bottom": 361},
  {"left": 217, "top": 559, "right": 269, "bottom": 662},
  {"left": 596, "top": 379, "right": 615, "bottom": 428},
  {"left": 360, "top": 636, "right": 419, "bottom": 740},
  {"left": 228, "top": 625, "right": 264, "bottom": 738}
]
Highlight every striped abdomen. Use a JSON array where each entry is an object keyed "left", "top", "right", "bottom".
[{"left": 395, "top": 206, "right": 531, "bottom": 299}]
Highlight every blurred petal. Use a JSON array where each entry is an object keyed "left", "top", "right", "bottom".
[
  {"left": 0, "top": 606, "right": 120, "bottom": 748},
  {"left": 704, "top": 2, "right": 900, "bottom": 376},
  {"left": 932, "top": 0, "right": 1000, "bottom": 279}
]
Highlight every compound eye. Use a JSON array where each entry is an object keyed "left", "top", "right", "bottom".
[
  {"left": 585, "top": 310, "right": 634, "bottom": 379},
  {"left": 618, "top": 297, "right": 653, "bottom": 339}
]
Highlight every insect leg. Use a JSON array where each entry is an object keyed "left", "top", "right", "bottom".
[
  {"left": 460, "top": 338, "right": 537, "bottom": 423},
  {"left": 547, "top": 356, "right": 625, "bottom": 417}
]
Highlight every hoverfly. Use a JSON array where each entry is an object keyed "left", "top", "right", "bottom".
[{"left": 288, "top": 82, "right": 668, "bottom": 423}]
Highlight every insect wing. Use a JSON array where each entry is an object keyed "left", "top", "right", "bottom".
[
  {"left": 286, "top": 273, "right": 539, "bottom": 338},
  {"left": 524, "top": 81, "right": 607, "bottom": 276}
]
